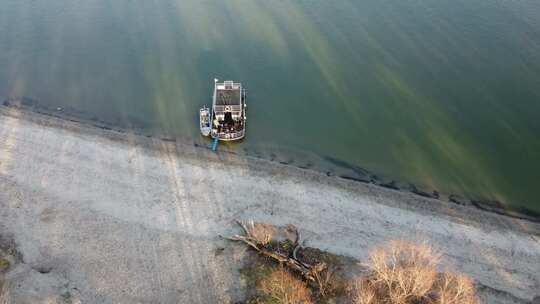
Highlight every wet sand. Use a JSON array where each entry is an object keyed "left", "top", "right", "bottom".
[{"left": 0, "top": 105, "right": 539, "bottom": 303}]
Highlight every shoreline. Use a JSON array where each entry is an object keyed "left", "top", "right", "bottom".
[
  {"left": 1, "top": 104, "right": 540, "bottom": 303},
  {"left": 3, "top": 98, "right": 540, "bottom": 223}
]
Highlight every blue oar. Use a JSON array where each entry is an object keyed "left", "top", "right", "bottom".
[{"left": 212, "top": 137, "right": 219, "bottom": 152}]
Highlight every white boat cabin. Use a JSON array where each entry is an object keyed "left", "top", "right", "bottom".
[{"left": 211, "top": 80, "right": 246, "bottom": 141}]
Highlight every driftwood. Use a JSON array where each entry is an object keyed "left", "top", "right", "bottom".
[{"left": 225, "top": 220, "right": 327, "bottom": 283}]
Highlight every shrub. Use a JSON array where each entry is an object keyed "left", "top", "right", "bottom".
[
  {"left": 433, "top": 272, "right": 478, "bottom": 304},
  {"left": 258, "top": 268, "right": 313, "bottom": 304},
  {"left": 369, "top": 240, "right": 439, "bottom": 302},
  {"left": 352, "top": 240, "right": 479, "bottom": 304}
]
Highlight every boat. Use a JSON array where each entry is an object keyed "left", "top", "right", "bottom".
[
  {"left": 199, "top": 106, "right": 211, "bottom": 137},
  {"left": 210, "top": 79, "right": 247, "bottom": 141}
]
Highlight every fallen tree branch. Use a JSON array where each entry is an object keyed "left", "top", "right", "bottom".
[{"left": 227, "top": 220, "right": 327, "bottom": 282}]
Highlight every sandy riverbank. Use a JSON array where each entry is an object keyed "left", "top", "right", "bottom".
[{"left": 0, "top": 105, "right": 539, "bottom": 303}]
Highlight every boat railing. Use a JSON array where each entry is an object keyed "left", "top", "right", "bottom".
[
  {"left": 214, "top": 105, "right": 242, "bottom": 112},
  {"left": 212, "top": 129, "right": 245, "bottom": 140}
]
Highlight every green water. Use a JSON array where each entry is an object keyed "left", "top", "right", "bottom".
[{"left": 1, "top": 0, "right": 539, "bottom": 212}]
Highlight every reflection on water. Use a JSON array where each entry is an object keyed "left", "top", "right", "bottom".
[{"left": 0, "top": 0, "right": 539, "bottom": 212}]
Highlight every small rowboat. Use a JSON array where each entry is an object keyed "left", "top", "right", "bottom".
[{"left": 200, "top": 106, "right": 211, "bottom": 137}]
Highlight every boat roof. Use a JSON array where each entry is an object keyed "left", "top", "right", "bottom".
[{"left": 215, "top": 81, "right": 242, "bottom": 105}]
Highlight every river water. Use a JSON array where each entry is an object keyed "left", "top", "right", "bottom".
[{"left": 1, "top": 0, "right": 539, "bottom": 212}]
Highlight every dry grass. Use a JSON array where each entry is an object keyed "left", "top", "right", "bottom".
[
  {"left": 245, "top": 221, "right": 276, "bottom": 246},
  {"left": 352, "top": 240, "right": 479, "bottom": 304},
  {"left": 258, "top": 268, "right": 313, "bottom": 304}
]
